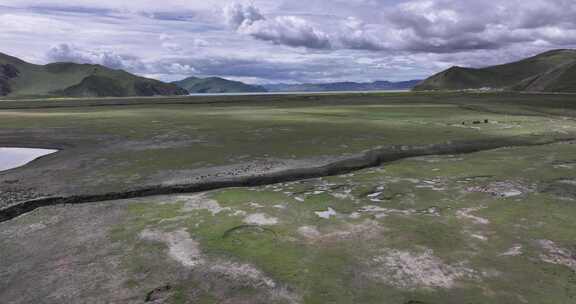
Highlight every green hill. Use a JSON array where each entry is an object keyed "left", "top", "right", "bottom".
[
  {"left": 0, "top": 52, "right": 187, "bottom": 98},
  {"left": 173, "top": 76, "right": 267, "bottom": 93},
  {"left": 414, "top": 49, "right": 576, "bottom": 92}
]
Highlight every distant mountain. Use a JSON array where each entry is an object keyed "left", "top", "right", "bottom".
[
  {"left": 263, "top": 80, "right": 420, "bottom": 92},
  {"left": 0, "top": 52, "right": 187, "bottom": 98},
  {"left": 173, "top": 76, "right": 267, "bottom": 93},
  {"left": 414, "top": 49, "right": 576, "bottom": 92}
]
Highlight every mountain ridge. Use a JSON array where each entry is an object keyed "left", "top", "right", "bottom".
[
  {"left": 414, "top": 49, "right": 576, "bottom": 92},
  {"left": 0, "top": 52, "right": 188, "bottom": 98}
]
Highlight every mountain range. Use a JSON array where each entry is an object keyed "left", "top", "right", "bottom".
[
  {"left": 3, "top": 49, "right": 574, "bottom": 98},
  {"left": 0, "top": 52, "right": 187, "bottom": 98},
  {"left": 263, "top": 80, "right": 420, "bottom": 92},
  {"left": 172, "top": 76, "right": 267, "bottom": 93},
  {"left": 414, "top": 49, "right": 576, "bottom": 93}
]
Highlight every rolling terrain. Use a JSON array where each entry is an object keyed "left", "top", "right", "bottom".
[
  {"left": 414, "top": 49, "right": 576, "bottom": 92},
  {"left": 0, "top": 52, "right": 187, "bottom": 98}
]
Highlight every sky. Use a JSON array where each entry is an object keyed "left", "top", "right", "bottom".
[{"left": 1, "top": 0, "right": 575, "bottom": 84}]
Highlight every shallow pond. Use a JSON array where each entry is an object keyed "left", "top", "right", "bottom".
[{"left": 0, "top": 148, "right": 58, "bottom": 171}]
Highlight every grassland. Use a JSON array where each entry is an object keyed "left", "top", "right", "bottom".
[
  {"left": 2, "top": 92, "right": 576, "bottom": 303},
  {"left": 2, "top": 92, "right": 576, "bottom": 208}
]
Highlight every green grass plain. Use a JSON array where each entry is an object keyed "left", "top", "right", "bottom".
[{"left": 2, "top": 92, "right": 576, "bottom": 303}]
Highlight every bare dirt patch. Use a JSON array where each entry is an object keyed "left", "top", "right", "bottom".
[
  {"left": 466, "top": 181, "right": 532, "bottom": 198},
  {"left": 538, "top": 240, "right": 576, "bottom": 272},
  {"left": 456, "top": 207, "right": 490, "bottom": 225},
  {"left": 364, "top": 248, "right": 481, "bottom": 290},
  {"left": 244, "top": 213, "right": 279, "bottom": 225},
  {"left": 139, "top": 229, "right": 204, "bottom": 267},
  {"left": 298, "top": 220, "right": 383, "bottom": 243},
  {"left": 179, "top": 193, "right": 231, "bottom": 215}
]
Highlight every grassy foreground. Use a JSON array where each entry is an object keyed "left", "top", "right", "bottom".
[{"left": 3, "top": 141, "right": 576, "bottom": 303}]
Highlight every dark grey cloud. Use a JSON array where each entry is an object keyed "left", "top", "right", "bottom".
[
  {"left": 221, "top": 0, "right": 576, "bottom": 55},
  {"left": 381, "top": 0, "right": 576, "bottom": 53}
]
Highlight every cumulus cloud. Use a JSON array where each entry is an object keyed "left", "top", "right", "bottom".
[
  {"left": 224, "top": 3, "right": 331, "bottom": 49},
  {"left": 382, "top": 0, "right": 576, "bottom": 53},
  {"left": 46, "top": 43, "right": 146, "bottom": 71},
  {"left": 222, "top": 0, "right": 576, "bottom": 55},
  {"left": 223, "top": 2, "right": 265, "bottom": 28},
  {"left": 338, "top": 17, "right": 386, "bottom": 51}
]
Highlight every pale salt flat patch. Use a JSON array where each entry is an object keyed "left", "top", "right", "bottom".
[
  {"left": 139, "top": 229, "right": 203, "bottom": 268},
  {"left": 553, "top": 163, "right": 576, "bottom": 169},
  {"left": 179, "top": 194, "right": 230, "bottom": 215},
  {"left": 471, "top": 234, "right": 488, "bottom": 241},
  {"left": 367, "top": 192, "right": 383, "bottom": 198},
  {"left": 244, "top": 213, "right": 279, "bottom": 225},
  {"left": 466, "top": 181, "right": 530, "bottom": 198},
  {"left": 456, "top": 207, "right": 490, "bottom": 225},
  {"left": 367, "top": 192, "right": 384, "bottom": 202},
  {"left": 359, "top": 205, "right": 415, "bottom": 216},
  {"left": 298, "top": 220, "right": 382, "bottom": 242},
  {"left": 538, "top": 240, "right": 576, "bottom": 272},
  {"left": 331, "top": 192, "right": 349, "bottom": 199},
  {"left": 404, "top": 178, "right": 422, "bottom": 184},
  {"left": 365, "top": 248, "right": 480, "bottom": 290},
  {"left": 206, "top": 261, "right": 302, "bottom": 303},
  {"left": 208, "top": 261, "right": 277, "bottom": 288},
  {"left": 501, "top": 190, "right": 523, "bottom": 197},
  {"left": 248, "top": 202, "right": 264, "bottom": 208},
  {"left": 231, "top": 210, "right": 247, "bottom": 216},
  {"left": 500, "top": 244, "right": 523, "bottom": 256},
  {"left": 315, "top": 207, "right": 337, "bottom": 219},
  {"left": 359, "top": 205, "right": 388, "bottom": 213},
  {"left": 297, "top": 226, "right": 321, "bottom": 239},
  {"left": 556, "top": 179, "right": 576, "bottom": 185}
]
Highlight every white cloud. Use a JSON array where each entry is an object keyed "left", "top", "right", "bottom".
[
  {"left": 224, "top": 3, "right": 331, "bottom": 49},
  {"left": 46, "top": 43, "right": 146, "bottom": 71}
]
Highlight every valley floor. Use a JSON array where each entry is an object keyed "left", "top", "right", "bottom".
[{"left": 1, "top": 92, "right": 576, "bottom": 303}]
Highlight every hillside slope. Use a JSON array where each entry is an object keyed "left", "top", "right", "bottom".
[
  {"left": 173, "top": 77, "right": 267, "bottom": 93},
  {"left": 414, "top": 49, "right": 576, "bottom": 92},
  {"left": 0, "top": 52, "right": 187, "bottom": 98},
  {"left": 513, "top": 61, "right": 576, "bottom": 93}
]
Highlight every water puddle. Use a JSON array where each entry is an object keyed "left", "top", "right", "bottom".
[{"left": 0, "top": 148, "right": 58, "bottom": 171}]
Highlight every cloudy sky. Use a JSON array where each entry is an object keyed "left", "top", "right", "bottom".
[{"left": 1, "top": 0, "right": 575, "bottom": 84}]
